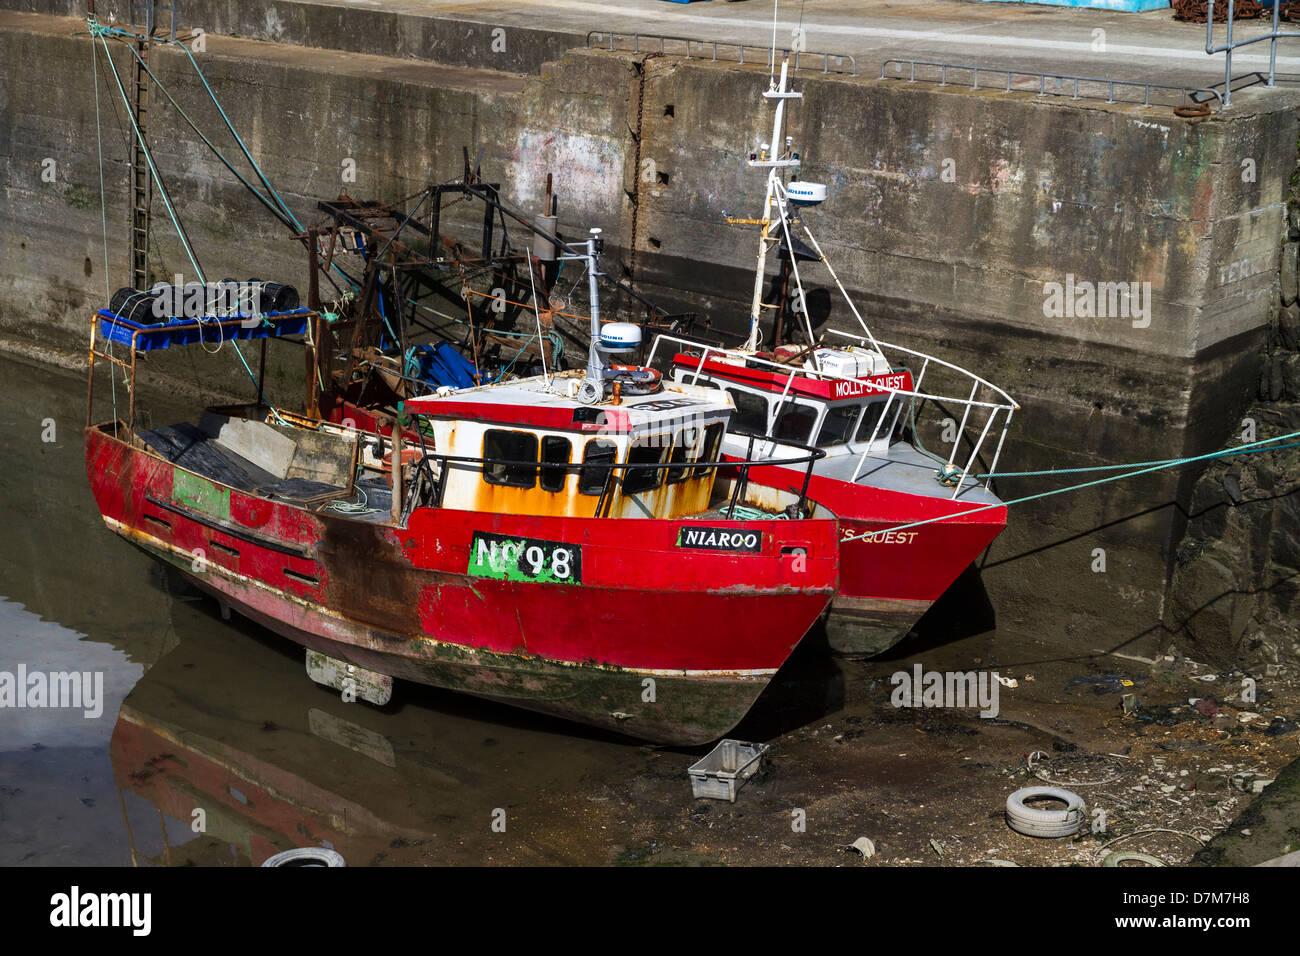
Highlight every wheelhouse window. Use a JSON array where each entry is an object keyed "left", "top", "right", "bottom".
[
  {"left": 666, "top": 427, "right": 697, "bottom": 484},
  {"left": 692, "top": 422, "right": 724, "bottom": 478},
  {"left": 539, "top": 436, "right": 572, "bottom": 492},
  {"left": 858, "top": 400, "right": 888, "bottom": 444},
  {"left": 818, "top": 403, "right": 862, "bottom": 447},
  {"left": 772, "top": 401, "right": 818, "bottom": 444},
  {"left": 578, "top": 439, "right": 618, "bottom": 496},
  {"left": 483, "top": 429, "right": 538, "bottom": 488},
  {"left": 624, "top": 435, "right": 669, "bottom": 495},
  {"left": 725, "top": 388, "right": 770, "bottom": 436}
]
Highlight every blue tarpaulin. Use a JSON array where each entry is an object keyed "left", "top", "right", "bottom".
[{"left": 405, "top": 342, "right": 478, "bottom": 389}]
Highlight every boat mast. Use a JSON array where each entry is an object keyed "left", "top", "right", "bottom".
[
  {"left": 570, "top": 228, "right": 607, "bottom": 404},
  {"left": 744, "top": 56, "right": 800, "bottom": 352}
]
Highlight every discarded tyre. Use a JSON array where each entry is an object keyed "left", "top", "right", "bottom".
[
  {"left": 1005, "top": 786, "right": 1086, "bottom": 838},
  {"left": 261, "top": 847, "right": 346, "bottom": 867},
  {"left": 1102, "top": 851, "right": 1166, "bottom": 867}
]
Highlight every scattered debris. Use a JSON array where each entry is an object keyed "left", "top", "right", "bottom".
[
  {"left": 687, "top": 740, "right": 769, "bottom": 802},
  {"left": 1102, "top": 851, "right": 1167, "bottom": 867},
  {"left": 1229, "top": 773, "right": 1275, "bottom": 794},
  {"left": 844, "top": 837, "right": 876, "bottom": 859},
  {"left": 261, "top": 847, "right": 347, "bottom": 867},
  {"left": 1193, "top": 697, "right": 1221, "bottom": 717},
  {"left": 1264, "top": 718, "right": 1297, "bottom": 736},
  {"left": 1069, "top": 674, "right": 1138, "bottom": 694}
]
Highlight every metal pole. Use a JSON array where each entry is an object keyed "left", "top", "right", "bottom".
[
  {"left": 1270, "top": 1, "right": 1281, "bottom": 87},
  {"left": 390, "top": 414, "right": 403, "bottom": 524},
  {"left": 1226, "top": 1, "right": 1235, "bottom": 108}
]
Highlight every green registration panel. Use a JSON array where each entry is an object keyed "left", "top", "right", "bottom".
[{"left": 468, "top": 532, "right": 582, "bottom": 585}]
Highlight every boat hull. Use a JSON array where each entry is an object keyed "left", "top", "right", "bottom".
[
  {"left": 741, "top": 461, "right": 1006, "bottom": 656},
  {"left": 86, "top": 423, "right": 839, "bottom": 744}
]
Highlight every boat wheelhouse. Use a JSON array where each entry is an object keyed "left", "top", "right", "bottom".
[{"left": 405, "top": 373, "right": 729, "bottom": 521}]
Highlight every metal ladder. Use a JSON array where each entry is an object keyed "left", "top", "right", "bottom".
[{"left": 126, "top": 1, "right": 176, "bottom": 289}]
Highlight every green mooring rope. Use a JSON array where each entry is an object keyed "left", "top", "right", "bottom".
[{"left": 841, "top": 429, "right": 1300, "bottom": 545}]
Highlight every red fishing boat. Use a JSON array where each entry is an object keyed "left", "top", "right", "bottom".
[
  {"left": 644, "top": 54, "right": 1020, "bottom": 655},
  {"left": 84, "top": 236, "right": 841, "bottom": 744}
]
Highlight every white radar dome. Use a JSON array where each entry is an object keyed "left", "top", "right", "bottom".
[
  {"left": 600, "top": 322, "right": 642, "bottom": 349},
  {"left": 787, "top": 182, "right": 828, "bottom": 206}
]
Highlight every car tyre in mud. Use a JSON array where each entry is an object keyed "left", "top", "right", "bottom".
[{"left": 1005, "top": 786, "right": 1085, "bottom": 838}]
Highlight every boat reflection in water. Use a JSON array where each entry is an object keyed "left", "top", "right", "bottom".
[{"left": 108, "top": 599, "right": 641, "bottom": 866}]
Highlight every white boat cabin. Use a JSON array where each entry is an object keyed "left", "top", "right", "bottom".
[
  {"left": 402, "top": 372, "right": 732, "bottom": 519},
  {"left": 669, "top": 346, "right": 915, "bottom": 460}
]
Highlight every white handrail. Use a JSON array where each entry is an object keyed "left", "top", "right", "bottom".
[
  {"left": 650, "top": 334, "right": 1018, "bottom": 413},
  {"left": 826, "top": 330, "right": 1020, "bottom": 410},
  {"left": 650, "top": 332, "right": 1018, "bottom": 499}
]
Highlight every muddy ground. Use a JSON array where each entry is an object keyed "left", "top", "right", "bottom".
[{"left": 458, "top": 633, "right": 1300, "bottom": 868}]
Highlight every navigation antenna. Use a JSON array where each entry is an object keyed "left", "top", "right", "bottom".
[{"left": 744, "top": 55, "right": 802, "bottom": 354}]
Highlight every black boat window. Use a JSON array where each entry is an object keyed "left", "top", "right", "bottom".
[
  {"left": 725, "top": 388, "right": 770, "bottom": 436},
  {"left": 857, "top": 400, "right": 888, "bottom": 444},
  {"left": 693, "top": 422, "right": 724, "bottom": 478},
  {"left": 665, "top": 427, "right": 697, "bottom": 484},
  {"left": 483, "top": 429, "right": 538, "bottom": 488},
  {"left": 773, "top": 401, "right": 818, "bottom": 444},
  {"left": 624, "top": 435, "right": 669, "bottom": 495},
  {"left": 818, "top": 403, "right": 861, "bottom": 447},
  {"left": 539, "top": 436, "right": 572, "bottom": 492},
  {"left": 579, "top": 439, "right": 619, "bottom": 496}
]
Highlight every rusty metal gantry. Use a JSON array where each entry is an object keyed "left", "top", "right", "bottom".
[{"left": 302, "top": 157, "right": 700, "bottom": 418}]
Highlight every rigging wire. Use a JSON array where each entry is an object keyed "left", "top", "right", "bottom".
[
  {"left": 94, "top": 30, "right": 205, "bottom": 283},
  {"left": 114, "top": 41, "right": 298, "bottom": 232},
  {"left": 94, "top": 21, "right": 355, "bottom": 294},
  {"left": 90, "top": 31, "right": 117, "bottom": 430},
  {"left": 89, "top": 20, "right": 285, "bottom": 421}
]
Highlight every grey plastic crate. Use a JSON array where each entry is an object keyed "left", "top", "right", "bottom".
[{"left": 687, "top": 739, "right": 769, "bottom": 802}]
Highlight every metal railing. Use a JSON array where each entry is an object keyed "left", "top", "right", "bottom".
[
  {"left": 412, "top": 434, "right": 827, "bottom": 519},
  {"left": 879, "top": 59, "right": 1223, "bottom": 110},
  {"left": 1206, "top": 1, "right": 1300, "bottom": 107},
  {"left": 647, "top": 333, "right": 1018, "bottom": 500},
  {"left": 585, "top": 31, "right": 857, "bottom": 75}
]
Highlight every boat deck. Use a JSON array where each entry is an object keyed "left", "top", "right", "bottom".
[
  {"left": 136, "top": 416, "right": 810, "bottom": 526},
  {"left": 823, "top": 441, "right": 1003, "bottom": 508},
  {"left": 139, "top": 422, "right": 394, "bottom": 524}
]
